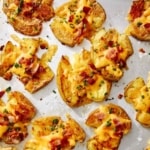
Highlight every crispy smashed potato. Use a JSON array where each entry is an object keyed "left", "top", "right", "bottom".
[
  {"left": 124, "top": 73, "right": 150, "bottom": 127},
  {"left": 50, "top": 0, "right": 106, "bottom": 47},
  {"left": 24, "top": 114, "right": 85, "bottom": 150},
  {"left": 57, "top": 50, "right": 112, "bottom": 107},
  {"left": 0, "top": 35, "right": 57, "bottom": 93},
  {"left": 3, "top": 0, "right": 54, "bottom": 35},
  {"left": 86, "top": 103, "right": 132, "bottom": 150},
  {"left": 90, "top": 28, "right": 133, "bottom": 81},
  {"left": 126, "top": 0, "right": 150, "bottom": 41},
  {"left": 0, "top": 90, "right": 36, "bottom": 144}
]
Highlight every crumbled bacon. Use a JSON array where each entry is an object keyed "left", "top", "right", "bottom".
[
  {"left": 68, "top": 15, "right": 74, "bottom": 22},
  {"left": 83, "top": 6, "right": 91, "bottom": 14},
  {"left": 139, "top": 48, "right": 145, "bottom": 53},
  {"left": 129, "top": 0, "right": 144, "bottom": 20},
  {"left": 106, "top": 48, "right": 118, "bottom": 61},
  {"left": 144, "top": 23, "right": 150, "bottom": 28},
  {"left": 118, "top": 94, "right": 123, "bottom": 99},
  {"left": 0, "top": 91, "right": 5, "bottom": 98}
]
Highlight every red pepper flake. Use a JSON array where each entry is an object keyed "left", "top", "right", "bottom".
[
  {"left": 139, "top": 48, "right": 145, "bottom": 53},
  {"left": 118, "top": 94, "right": 123, "bottom": 99}
]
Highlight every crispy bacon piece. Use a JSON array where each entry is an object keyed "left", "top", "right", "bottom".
[{"left": 129, "top": 0, "right": 144, "bottom": 20}]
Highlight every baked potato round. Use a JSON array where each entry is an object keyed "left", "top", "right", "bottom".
[
  {"left": 90, "top": 28, "right": 133, "bottom": 81},
  {"left": 126, "top": 0, "right": 150, "bottom": 41},
  {"left": 86, "top": 103, "right": 132, "bottom": 150},
  {"left": 124, "top": 75, "right": 150, "bottom": 127},
  {"left": 50, "top": 0, "right": 106, "bottom": 47},
  {"left": 3, "top": 0, "right": 54, "bottom": 35}
]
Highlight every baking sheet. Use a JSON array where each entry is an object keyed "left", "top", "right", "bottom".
[{"left": 0, "top": 0, "right": 150, "bottom": 149}]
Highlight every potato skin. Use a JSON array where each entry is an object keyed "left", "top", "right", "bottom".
[{"left": 124, "top": 76, "right": 150, "bottom": 127}]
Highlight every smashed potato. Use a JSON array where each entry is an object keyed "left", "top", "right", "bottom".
[
  {"left": 57, "top": 50, "right": 111, "bottom": 107},
  {"left": 0, "top": 90, "right": 36, "bottom": 144},
  {"left": 24, "top": 114, "right": 85, "bottom": 150},
  {"left": 90, "top": 28, "right": 133, "bottom": 81},
  {"left": 3, "top": 0, "right": 54, "bottom": 35},
  {"left": 0, "top": 35, "right": 57, "bottom": 93},
  {"left": 86, "top": 103, "right": 132, "bottom": 150},
  {"left": 124, "top": 73, "right": 150, "bottom": 127},
  {"left": 50, "top": 0, "right": 106, "bottom": 47},
  {"left": 126, "top": 0, "right": 150, "bottom": 41}
]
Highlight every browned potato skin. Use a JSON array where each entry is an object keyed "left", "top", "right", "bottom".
[
  {"left": 124, "top": 77, "right": 150, "bottom": 127},
  {"left": 50, "top": 0, "right": 106, "bottom": 47},
  {"left": 3, "top": 0, "right": 54, "bottom": 36}
]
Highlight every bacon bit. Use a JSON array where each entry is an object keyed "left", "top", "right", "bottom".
[
  {"left": 49, "top": 138, "right": 62, "bottom": 150},
  {"left": 118, "top": 94, "right": 123, "bottom": 99},
  {"left": 19, "top": 57, "right": 33, "bottom": 66},
  {"left": 83, "top": 6, "right": 91, "bottom": 14},
  {"left": 0, "top": 114, "right": 9, "bottom": 125},
  {"left": 0, "top": 91, "right": 5, "bottom": 98},
  {"left": 80, "top": 71, "right": 88, "bottom": 78},
  {"left": 106, "top": 48, "right": 118, "bottom": 61},
  {"left": 147, "top": 107, "right": 150, "bottom": 113},
  {"left": 0, "top": 45, "right": 4, "bottom": 51},
  {"left": 108, "top": 41, "right": 114, "bottom": 47},
  {"left": 144, "top": 23, "right": 150, "bottom": 28},
  {"left": 3, "top": 128, "right": 26, "bottom": 144},
  {"left": 40, "top": 43, "right": 48, "bottom": 49},
  {"left": 86, "top": 78, "right": 96, "bottom": 85},
  {"left": 129, "top": 0, "right": 144, "bottom": 20},
  {"left": 139, "top": 48, "right": 145, "bottom": 53},
  {"left": 89, "top": 63, "right": 96, "bottom": 70},
  {"left": 37, "top": 65, "right": 45, "bottom": 73},
  {"left": 97, "top": 113, "right": 105, "bottom": 120},
  {"left": 68, "top": 15, "right": 74, "bottom": 22}
]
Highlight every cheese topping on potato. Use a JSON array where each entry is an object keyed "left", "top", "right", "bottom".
[
  {"left": 86, "top": 103, "right": 132, "bottom": 150},
  {"left": 3, "top": 0, "right": 54, "bottom": 35},
  {"left": 126, "top": 0, "right": 150, "bottom": 41},
  {"left": 90, "top": 28, "right": 133, "bottom": 81},
  {"left": 0, "top": 90, "right": 36, "bottom": 144},
  {"left": 24, "top": 115, "right": 85, "bottom": 150},
  {"left": 57, "top": 50, "right": 112, "bottom": 107},
  {"left": 0, "top": 35, "right": 57, "bottom": 93},
  {"left": 124, "top": 73, "right": 150, "bottom": 127},
  {"left": 50, "top": 0, "right": 106, "bottom": 47}
]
